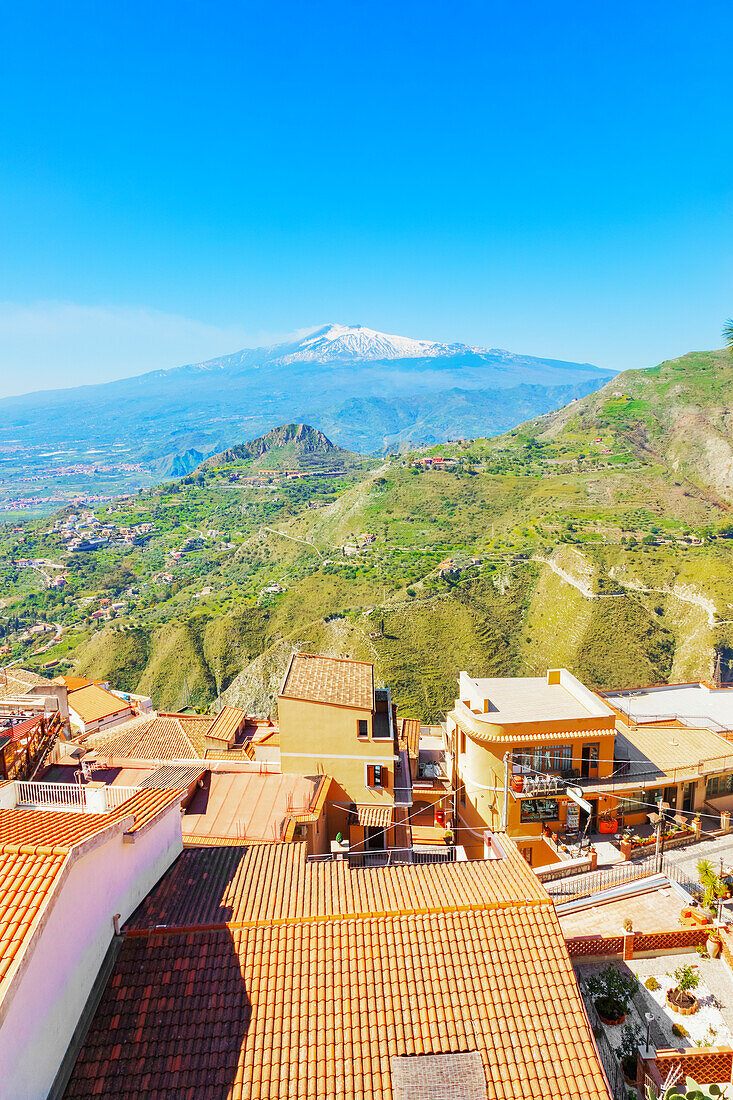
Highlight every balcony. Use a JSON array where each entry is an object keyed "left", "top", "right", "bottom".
[
  {"left": 309, "top": 845, "right": 460, "bottom": 868},
  {"left": 1, "top": 779, "right": 139, "bottom": 814}
]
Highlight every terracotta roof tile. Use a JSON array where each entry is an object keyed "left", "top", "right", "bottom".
[
  {"left": 398, "top": 717, "right": 421, "bottom": 758},
  {"left": 0, "top": 667, "right": 54, "bottom": 700},
  {"left": 128, "top": 837, "right": 549, "bottom": 929},
  {"left": 64, "top": 906, "right": 608, "bottom": 1100},
  {"left": 281, "top": 653, "right": 374, "bottom": 710},
  {"left": 68, "top": 684, "right": 131, "bottom": 724},
  {"left": 206, "top": 706, "right": 248, "bottom": 744},
  {"left": 86, "top": 713, "right": 212, "bottom": 759}
]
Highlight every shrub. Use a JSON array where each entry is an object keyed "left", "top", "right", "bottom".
[
  {"left": 670, "top": 964, "right": 701, "bottom": 994},
  {"left": 644, "top": 976, "right": 660, "bottom": 991},
  {"left": 587, "top": 965, "right": 638, "bottom": 1019},
  {"left": 671, "top": 1023, "right": 688, "bottom": 1038}
]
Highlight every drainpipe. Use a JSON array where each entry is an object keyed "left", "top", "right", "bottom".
[{"left": 502, "top": 752, "right": 510, "bottom": 831}]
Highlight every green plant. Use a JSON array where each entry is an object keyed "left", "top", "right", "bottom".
[
  {"left": 670, "top": 965, "right": 701, "bottom": 995},
  {"left": 587, "top": 965, "right": 638, "bottom": 1020},
  {"left": 645, "top": 976, "right": 660, "bottom": 991},
  {"left": 697, "top": 859, "right": 725, "bottom": 910},
  {"left": 646, "top": 1079, "right": 727, "bottom": 1099},
  {"left": 616, "top": 1023, "right": 643, "bottom": 1078},
  {"left": 623, "top": 917, "right": 634, "bottom": 932},
  {"left": 672, "top": 1023, "right": 688, "bottom": 1038}
]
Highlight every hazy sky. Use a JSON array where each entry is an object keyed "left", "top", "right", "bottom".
[{"left": 1, "top": 0, "right": 732, "bottom": 397}]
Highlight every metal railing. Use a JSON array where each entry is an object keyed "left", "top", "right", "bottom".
[
  {"left": 546, "top": 854, "right": 685, "bottom": 904},
  {"left": 583, "top": 987, "right": 628, "bottom": 1100},
  {"left": 104, "top": 786, "right": 140, "bottom": 808},
  {"left": 308, "top": 846, "right": 456, "bottom": 867},
  {"left": 16, "top": 781, "right": 85, "bottom": 808},
  {"left": 14, "top": 781, "right": 139, "bottom": 811}
]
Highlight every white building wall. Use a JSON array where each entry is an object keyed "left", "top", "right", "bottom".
[{"left": 0, "top": 802, "right": 183, "bottom": 1100}]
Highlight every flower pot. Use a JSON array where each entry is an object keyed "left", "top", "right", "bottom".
[
  {"left": 595, "top": 1002, "right": 625, "bottom": 1026},
  {"left": 666, "top": 988, "right": 698, "bottom": 1016},
  {"left": 511, "top": 776, "right": 524, "bottom": 793},
  {"left": 707, "top": 936, "right": 722, "bottom": 959},
  {"left": 599, "top": 819, "right": 619, "bottom": 834}
]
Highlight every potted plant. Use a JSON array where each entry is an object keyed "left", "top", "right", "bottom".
[
  {"left": 616, "top": 1023, "right": 643, "bottom": 1084},
  {"left": 599, "top": 812, "right": 619, "bottom": 834},
  {"left": 587, "top": 965, "right": 638, "bottom": 1026},
  {"left": 706, "top": 928, "right": 722, "bottom": 959},
  {"left": 666, "top": 964, "right": 701, "bottom": 1016}
]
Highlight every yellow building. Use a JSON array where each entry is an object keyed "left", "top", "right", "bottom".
[
  {"left": 447, "top": 668, "right": 616, "bottom": 861},
  {"left": 278, "top": 652, "right": 409, "bottom": 856}
]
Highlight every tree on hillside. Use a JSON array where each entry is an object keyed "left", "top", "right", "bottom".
[{"left": 724, "top": 317, "right": 733, "bottom": 352}]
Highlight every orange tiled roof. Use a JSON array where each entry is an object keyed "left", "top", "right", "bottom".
[
  {"left": 127, "top": 837, "right": 550, "bottom": 928},
  {"left": 67, "top": 840, "right": 609, "bottom": 1100},
  {"left": 85, "top": 713, "right": 215, "bottom": 759},
  {"left": 205, "top": 706, "right": 247, "bottom": 743},
  {"left": 0, "top": 848, "right": 66, "bottom": 990},
  {"left": 68, "top": 684, "right": 130, "bottom": 724},
  {"left": 0, "top": 667, "right": 54, "bottom": 701},
  {"left": 398, "top": 717, "right": 421, "bottom": 757},
  {"left": 281, "top": 652, "right": 374, "bottom": 710}
]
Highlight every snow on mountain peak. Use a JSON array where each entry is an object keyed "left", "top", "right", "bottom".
[{"left": 279, "top": 323, "right": 470, "bottom": 364}]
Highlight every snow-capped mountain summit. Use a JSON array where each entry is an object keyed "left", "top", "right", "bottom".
[
  {"left": 279, "top": 323, "right": 470, "bottom": 364},
  {"left": 0, "top": 321, "right": 616, "bottom": 464}
]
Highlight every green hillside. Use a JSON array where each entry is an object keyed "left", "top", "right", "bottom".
[{"left": 2, "top": 352, "right": 733, "bottom": 720}]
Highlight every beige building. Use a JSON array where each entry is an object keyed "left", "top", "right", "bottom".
[
  {"left": 447, "top": 668, "right": 616, "bottom": 860},
  {"left": 278, "top": 653, "right": 411, "bottom": 857}
]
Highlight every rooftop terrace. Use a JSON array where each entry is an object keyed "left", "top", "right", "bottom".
[{"left": 605, "top": 682, "right": 733, "bottom": 733}]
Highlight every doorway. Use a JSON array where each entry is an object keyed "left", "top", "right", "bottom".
[
  {"left": 682, "top": 783, "right": 694, "bottom": 813},
  {"left": 365, "top": 826, "right": 386, "bottom": 852},
  {"left": 581, "top": 743, "right": 599, "bottom": 780}
]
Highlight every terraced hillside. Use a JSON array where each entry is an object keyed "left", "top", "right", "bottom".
[{"left": 2, "top": 348, "right": 733, "bottom": 719}]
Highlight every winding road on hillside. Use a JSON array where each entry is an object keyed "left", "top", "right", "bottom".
[{"left": 534, "top": 549, "right": 733, "bottom": 627}]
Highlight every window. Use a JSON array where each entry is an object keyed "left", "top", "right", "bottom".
[
  {"left": 617, "top": 791, "right": 641, "bottom": 815},
  {"left": 521, "top": 846, "right": 533, "bottom": 866},
  {"left": 460, "top": 785, "right": 466, "bottom": 807},
  {"left": 581, "top": 743, "right": 600, "bottom": 779},
  {"left": 516, "top": 745, "right": 573, "bottom": 776},
  {"left": 460, "top": 729, "right": 466, "bottom": 754},
  {"left": 366, "top": 763, "right": 385, "bottom": 789},
  {"left": 357, "top": 719, "right": 369, "bottom": 738},
  {"left": 520, "top": 798, "right": 559, "bottom": 823},
  {"left": 705, "top": 775, "right": 733, "bottom": 798},
  {"left": 512, "top": 748, "right": 532, "bottom": 773}
]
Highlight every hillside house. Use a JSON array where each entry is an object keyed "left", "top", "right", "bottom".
[{"left": 278, "top": 653, "right": 417, "bottom": 861}]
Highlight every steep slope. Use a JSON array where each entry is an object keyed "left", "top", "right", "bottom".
[{"left": 529, "top": 348, "right": 733, "bottom": 502}]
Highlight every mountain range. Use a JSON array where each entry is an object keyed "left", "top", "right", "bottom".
[{"left": 0, "top": 324, "right": 615, "bottom": 481}]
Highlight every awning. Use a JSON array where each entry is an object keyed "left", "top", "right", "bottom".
[{"left": 357, "top": 804, "right": 393, "bottom": 829}]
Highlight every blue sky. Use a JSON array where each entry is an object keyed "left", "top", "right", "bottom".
[{"left": 1, "top": 0, "right": 732, "bottom": 396}]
